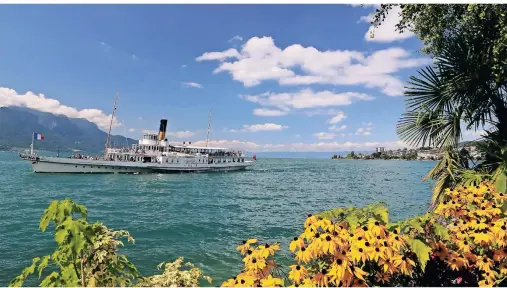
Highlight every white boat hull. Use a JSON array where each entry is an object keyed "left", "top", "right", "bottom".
[{"left": 27, "top": 157, "right": 252, "bottom": 174}]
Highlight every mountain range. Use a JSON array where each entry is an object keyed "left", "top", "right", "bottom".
[{"left": 0, "top": 107, "right": 136, "bottom": 153}]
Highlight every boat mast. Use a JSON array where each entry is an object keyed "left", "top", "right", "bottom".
[
  {"left": 104, "top": 92, "right": 119, "bottom": 157},
  {"left": 205, "top": 108, "right": 212, "bottom": 147}
]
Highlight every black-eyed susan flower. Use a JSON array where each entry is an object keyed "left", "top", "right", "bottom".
[
  {"left": 304, "top": 214, "right": 318, "bottom": 228},
  {"left": 257, "top": 243, "right": 280, "bottom": 258},
  {"left": 295, "top": 246, "right": 312, "bottom": 263},
  {"left": 320, "top": 233, "right": 338, "bottom": 255},
  {"left": 260, "top": 275, "right": 283, "bottom": 287},
  {"left": 446, "top": 252, "right": 467, "bottom": 271},
  {"left": 236, "top": 239, "right": 258, "bottom": 255},
  {"left": 375, "top": 271, "right": 390, "bottom": 283},
  {"left": 221, "top": 277, "right": 237, "bottom": 287},
  {"left": 289, "top": 237, "right": 305, "bottom": 253},
  {"left": 477, "top": 256, "right": 494, "bottom": 273},
  {"left": 289, "top": 265, "right": 307, "bottom": 284},
  {"left": 312, "top": 268, "right": 330, "bottom": 287},
  {"left": 392, "top": 254, "right": 415, "bottom": 276}
]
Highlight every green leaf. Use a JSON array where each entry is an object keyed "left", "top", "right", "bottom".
[
  {"left": 408, "top": 238, "right": 432, "bottom": 271},
  {"left": 40, "top": 271, "right": 60, "bottom": 287},
  {"left": 433, "top": 223, "right": 450, "bottom": 241},
  {"left": 55, "top": 228, "right": 67, "bottom": 244},
  {"left": 9, "top": 257, "right": 40, "bottom": 287},
  {"left": 38, "top": 255, "right": 50, "bottom": 279},
  {"left": 406, "top": 218, "right": 425, "bottom": 233},
  {"left": 495, "top": 171, "right": 506, "bottom": 193},
  {"left": 39, "top": 200, "right": 58, "bottom": 232},
  {"left": 371, "top": 204, "right": 389, "bottom": 224},
  {"left": 345, "top": 214, "right": 360, "bottom": 230}
]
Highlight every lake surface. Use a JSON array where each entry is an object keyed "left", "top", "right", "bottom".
[{"left": 0, "top": 152, "right": 435, "bottom": 285}]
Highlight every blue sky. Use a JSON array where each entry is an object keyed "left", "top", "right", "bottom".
[{"left": 0, "top": 4, "right": 482, "bottom": 152}]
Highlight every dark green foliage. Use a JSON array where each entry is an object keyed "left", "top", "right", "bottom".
[{"left": 371, "top": 4, "right": 507, "bottom": 205}]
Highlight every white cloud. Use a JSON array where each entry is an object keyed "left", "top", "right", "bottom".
[
  {"left": 327, "top": 111, "right": 347, "bottom": 124},
  {"left": 100, "top": 41, "right": 112, "bottom": 51},
  {"left": 195, "top": 48, "right": 241, "bottom": 62},
  {"left": 188, "top": 139, "right": 408, "bottom": 152},
  {"left": 0, "top": 87, "right": 121, "bottom": 130},
  {"left": 304, "top": 109, "right": 343, "bottom": 116},
  {"left": 128, "top": 128, "right": 136, "bottom": 132},
  {"left": 181, "top": 64, "right": 187, "bottom": 68},
  {"left": 253, "top": 108, "right": 288, "bottom": 117},
  {"left": 197, "top": 36, "right": 429, "bottom": 96},
  {"left": 329, "top": 124, "right": 347, "bottom": 132},
  {"left": 240, "top": 89, "right": 374, "bottom": 111},
  {"left": 314, "top": 132, "right": 336, "bottom": 140},
  {"left": 367, "top": 122, "right": 373, "bottom": 126},
  {"left": 166, "top": 131, "right": 196, "bottom": 138},
  {"left": 182, "top": 82, "right": 203, "bottom": 89},
  {"left": 230, "top": 123, "right": 288, "bottom": 133},
  {"left": 137, "top": 116, "right": 143, "bottom": 120},
  {"left": 229, "top": 35, "right": 243, "bottom": 42},
  {"left": 356, "top": 125, "right": 373, "bottom": 136},
  {"left": 361, "top": 6, "right": 414, "bottom": 43}
]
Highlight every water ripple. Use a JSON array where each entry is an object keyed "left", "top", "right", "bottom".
[{"left": 0, "top": 153, "right": 435, "bottom": 285}]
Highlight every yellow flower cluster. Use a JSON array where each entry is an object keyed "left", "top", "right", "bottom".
[
  {"left": 223, "top": 181, "right": 507, "bottom": 287},
  {"left": 286, "top": 215, "right": 415, "bottom": 286},
  {"left": 222, "top": 239, "right": 284, "bottom": 287},
  {"left": 433, "top": 181, "right": 507, "bottom": 286}
]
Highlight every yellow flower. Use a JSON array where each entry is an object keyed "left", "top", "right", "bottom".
[
  {"left": 304, "top": 214, "right": 318, "bottom": 228},
  {"left": 349, "top": 246, "right": 367, "bottom": 263},
  {"left": 299, "top": 278, "right": 315, "bottom": 287},
  {"left": 289, "top": 237, "right": 305, "bottom": 253},
  {"left": 320, "top": 233, "right": 338, "bottom": 254},
  {"left": 476, "top": 256, "right": 493, "bottom": 273},
  {"left": 455, "top": 238, "right": 473, "bottom": 253},
  {"left": 245, "top": 256, "right": 266, "bottom": 271},
  {"left": 288, "top": 265, "right": 307, "bottom": 284},
  {"left": 295, "top": 246, "right": 312, "bottom": 263},
  {"left": 313, "top": 268, "right": 330, "bottom": 287},
  {"left": 260, "top": 275, "right": 283, "bottom": 287},
  {"left": 367, "top": 218, "right": 386, "bottom": 238},
  {"left": 236, "top": 239, "right": 258, "bottom": 255},
  {"left": 353, "top": 266, "right": 368, "bottom": 281},
  {"left": 378, "top": 258, "right": 396, "bottom": 274},
  {"left": 471, "top": 231, "right": 493, "bottom": 245},
  {"left": 235, "top": 274, "right": 257, "bottom": 287},
  {"left": 328, "top": 257, "right": 351, "bottom": 284},
  {"left": 367, "top": 245, "right": 384, "bottom": 262},
  {"left": 446, "top": 252, "right": 466, "bottom": 271},
  {"left": 257, "top": 243, "right": 280, "bottom": 258},
  {"left": 392, "top": 254, "right": 415, "bottom": 276},
  {"left": 221, "top": 278, "right": 237, "bottom": 287}
]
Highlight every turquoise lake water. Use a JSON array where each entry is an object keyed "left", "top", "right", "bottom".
[{"left": 0, "top": 151, "right": 436, "bottom": 285}]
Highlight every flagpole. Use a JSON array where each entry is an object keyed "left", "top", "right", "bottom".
[{"left": 31, "top": 132, "right": 34, "bottom": 156}]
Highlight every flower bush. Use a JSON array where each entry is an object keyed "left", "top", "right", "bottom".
[{"left": 222, "top": 181, "right": 507, "bottom": 287}]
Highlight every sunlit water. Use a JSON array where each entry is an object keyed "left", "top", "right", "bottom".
[{"left": 0, "top": 152, "right": 435, "bottom": 285}]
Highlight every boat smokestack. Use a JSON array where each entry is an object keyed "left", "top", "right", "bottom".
[{"left": 158, "top": 119, "right": 168, "bottom": 141}]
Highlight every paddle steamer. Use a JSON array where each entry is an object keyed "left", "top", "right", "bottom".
[{"left": 21, "top": 94, "right": 254, "bottom": 173}]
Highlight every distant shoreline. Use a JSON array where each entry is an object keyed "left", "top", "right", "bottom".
[{"left": 331, "top": 158, "right": 438, "bottom": 162}]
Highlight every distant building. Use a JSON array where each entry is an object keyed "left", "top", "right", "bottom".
[{"left": 376, "top": 147, "right": 385, "bottom": 153}]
